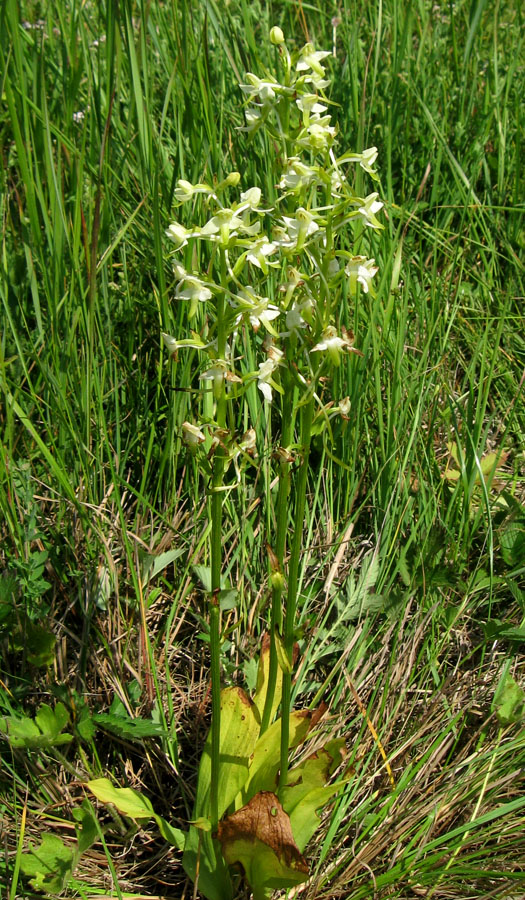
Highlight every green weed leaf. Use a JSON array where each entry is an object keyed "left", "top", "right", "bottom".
[
  {"left": 72, "top": 802, "right": 98, "bottom": 855},
  {"left": 92, "top": 711, "right": 167, "bottom": 739},
  {"left": 88, "top": 777, "right": 154, "bottom": 820},
  {"left": 20, "top": 833, "right": 75, "bottom": 893},
  {"left": 87, "top": 777, "right": 186, "bottom": 849},
  {"left": 492, "top": 673, "right": 525, "bottom": 726},
  {"left": 1, "top": 702, "right": 73, "bottom": 749}
]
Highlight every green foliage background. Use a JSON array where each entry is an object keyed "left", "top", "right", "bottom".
[{"left": 0, "top": 0, "right": 524, "bottom": 897}]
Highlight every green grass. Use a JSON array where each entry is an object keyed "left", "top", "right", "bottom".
[{"left": 1, "top": 0, "right": 524, "bottom": 898}]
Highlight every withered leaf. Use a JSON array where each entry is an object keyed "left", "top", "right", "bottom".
[{"left": 217, "top": 791, "right": 309, "bottom": 894}]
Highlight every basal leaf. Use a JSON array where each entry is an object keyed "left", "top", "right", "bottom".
[
  {"left": 194, "top": 687, "right": 260, "bottom": 821},
  {"left": 253, "top": 634, "right": 283, "bottom": 726},
  {"left": 217, "top": 792, "right": 309, "bottom": 900},
  {"left": 240, "top": 711, "right": 312, "bottom": 804},
  {"left": 492, "top": 673, "right": 525, "bottom": 726},
  {"left": 182, "top": 828, "right": 233, "bottom": 900}
]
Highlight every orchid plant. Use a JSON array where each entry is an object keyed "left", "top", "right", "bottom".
[
  {"left": 98, "top": 26, "right": 383, "bottom": 900},
  {"left": 158, "top": 26, "right": 383, "bottom": 898}
]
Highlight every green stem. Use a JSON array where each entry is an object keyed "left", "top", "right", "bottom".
[
  {"left": 209, "top": 249, "right": 229, "bottom": 829},
  {"left": 279, "top": 394, "right": 314, "bottom": 792},
  {"left": 260, "top": 364, "right": 294, "bottom": 734},
  {"left": 209, "top": 460, "right": 224, "bottom": 830}
]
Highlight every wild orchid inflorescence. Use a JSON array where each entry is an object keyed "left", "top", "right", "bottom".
[
  {"left": 160, "top": 28, "right": 384, "bottom": 896},
  {"left": 162, "top": 26, "right": 383, "bottom": 449}
]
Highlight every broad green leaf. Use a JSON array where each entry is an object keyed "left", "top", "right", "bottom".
[
  {"left": 281, "top": 740, "right": 350, "bottom": 851},
  {"left": 492, "top": 673, "right": 525, "bottom": 726},
  {"left": 182, "top": 828, "right": 233, "bottom": 900},
  {"left": 155, "top": 814, "right": 186, "bottom": 850},
  {"left": 1, "top": 703, "right": 73, "bottom": 749},
  {"left": 288, "top": 781, "right": 347, "bottom": 852},
  {"left": 1, "top": 714, "right": 41, "bottom": 746},
  {"left": 240, "top": 711, "right": 312, "bottom": 804},
  {"left": 87, "top": 778, "right": 185, "bottom": 850},
  {"left": 87, "top": 778, "right": 155, "bottom": 820},
  {"left": 253, "top": 634, "right": 282, "bottom": 726},
  {"left": 217, "top": 792, "right": 309, "bottom": 900},
  {"left": 25, "top": 622, "right": 56, "bottom": 666},
  {"left": 20, "top": 833, "right": 75, "bottom": 893},
  {"left": 183, "top": 687, "right": 259, "bottom": 900},
  {"left": 480, "top": 449, "right": 507, "bottom": 476},
  {"left": 282, "top": 740, "right": 347, "bottom": 815},
  {"left": 141, "top": 547, "right": 186, "bottom": 584},
  {"left": 92, "top": 712, "right": 168, "bottom": 739},
  {"left": 36, "top": 702, "right": 69, "bottom": 738},
  {"left": 72, "top": 802, "right": 98, "bottom": 855},
  {"left": 194, "top": 687, "right": 260, "bottom": 821},
  {"left": 75, "top": 706, "right": 97, "bottom": 742}
]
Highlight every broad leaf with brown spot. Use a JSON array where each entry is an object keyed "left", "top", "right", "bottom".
[{"left": 218, "top": 791, "right": 309, "bottom": 900}]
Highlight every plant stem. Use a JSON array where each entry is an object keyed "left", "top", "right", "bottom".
[
  {"left": 279, "top": 393, "right": 314, "bottom": 792},
  {"left": 260, "top": 362, "right": 294, "bottom": 734},
  {"left": 209, "top": 249, "right": 229, "bottom": 829}
]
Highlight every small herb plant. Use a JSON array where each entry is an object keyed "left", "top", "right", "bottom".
[{"left": 92, "top": 26, "right": 384, "bottom": 899}]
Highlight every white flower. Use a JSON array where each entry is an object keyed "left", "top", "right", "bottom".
[
  {"left": 296, "top": 93, "right": 328, "bottom": 117},
  {"left": 339, "top": 397, "right": 351, "bottom": 416},
  {"left": 358, "top": 147, "right": 379, "bottom": 176},
  {"left": 240, "top": 73, "right": 283, "bottom": 105},
  {"left": 328, "top": 257, "right": 340, "bottom": 277},
  {"left": 242, "top": 106, "right": 264, "bottom": 133},
  {"left": 345, "top": 256, "right": 378, "bottom": 295},
  {"left": 311, "top": 326, "right": 358, "bottom": 367},
  {"left": 277, "top": 207, "right": 320, "bottom": 251},
  {"left": 173, "top": 267, "right": 214, "bottom": 316},
  {"left": 278, "top": 158, "right": 318, "bottom": 192},
  {"left": 174, "top": 179, "right": 214, "bottom": 202},
  {"left": 162, "top": 332, "right": 179, "bottom": 355},
  {"left": 278, "top": 268, "right": 305, "bottom": 308},
  {"left": 337, "top": 147, "right": 379, "bottom": 177},
  {"left": 198, "top": 207, "right": 260, "bottom": 246},
  {"left": 356, "top": 192, "right": 384, "bottom": 229},
  {"left": 257, "top": 359, "right": 277, "bottom": 402},
  {"left": 245, "top": 237, "right": 279, "bottom": 273},
  {"left": 239, "top": 187, "right": 262, "bottom": 210},
  {"left": 298, "top": 116, "right": 336, "bottom": 152},
  {"left": 234, "top": 288, "right": 280, "bottom": 334},
  {"left": 257, "top": 343, "right": 284, "bottom": 402},
  {"left": 162, "top": 331, "right": 208, "bottom": 353},
  {"left": 296, "top": 44, "right": 331, "bottom": 77},
  {"left": 200, "top": 359, "right": 228, "bottom": 381},
  {"left": 166, "top": 221, "right": 192, "bottom": 249},
  {"left": 181, "top": 422, "right": 205, "bottom": 448},
  {"left": 285, "top": 296, "right": 313, "bottom": 332},
  {"left": 176, "top": 274, "right": 213, "bottom": 304}
]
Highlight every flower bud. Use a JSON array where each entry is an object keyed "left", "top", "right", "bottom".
[
  {"left": 181, "top": 422, "right": 205, "bottom": 449},
  {"left": 270, "top": 26, "right": 285, "bottom": 45},
  {"left": 270, "top": 570, "right": 285, "bottom": 591},
  {"left": 226, "top": 171, "right": 241, "bottom": 186}
]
